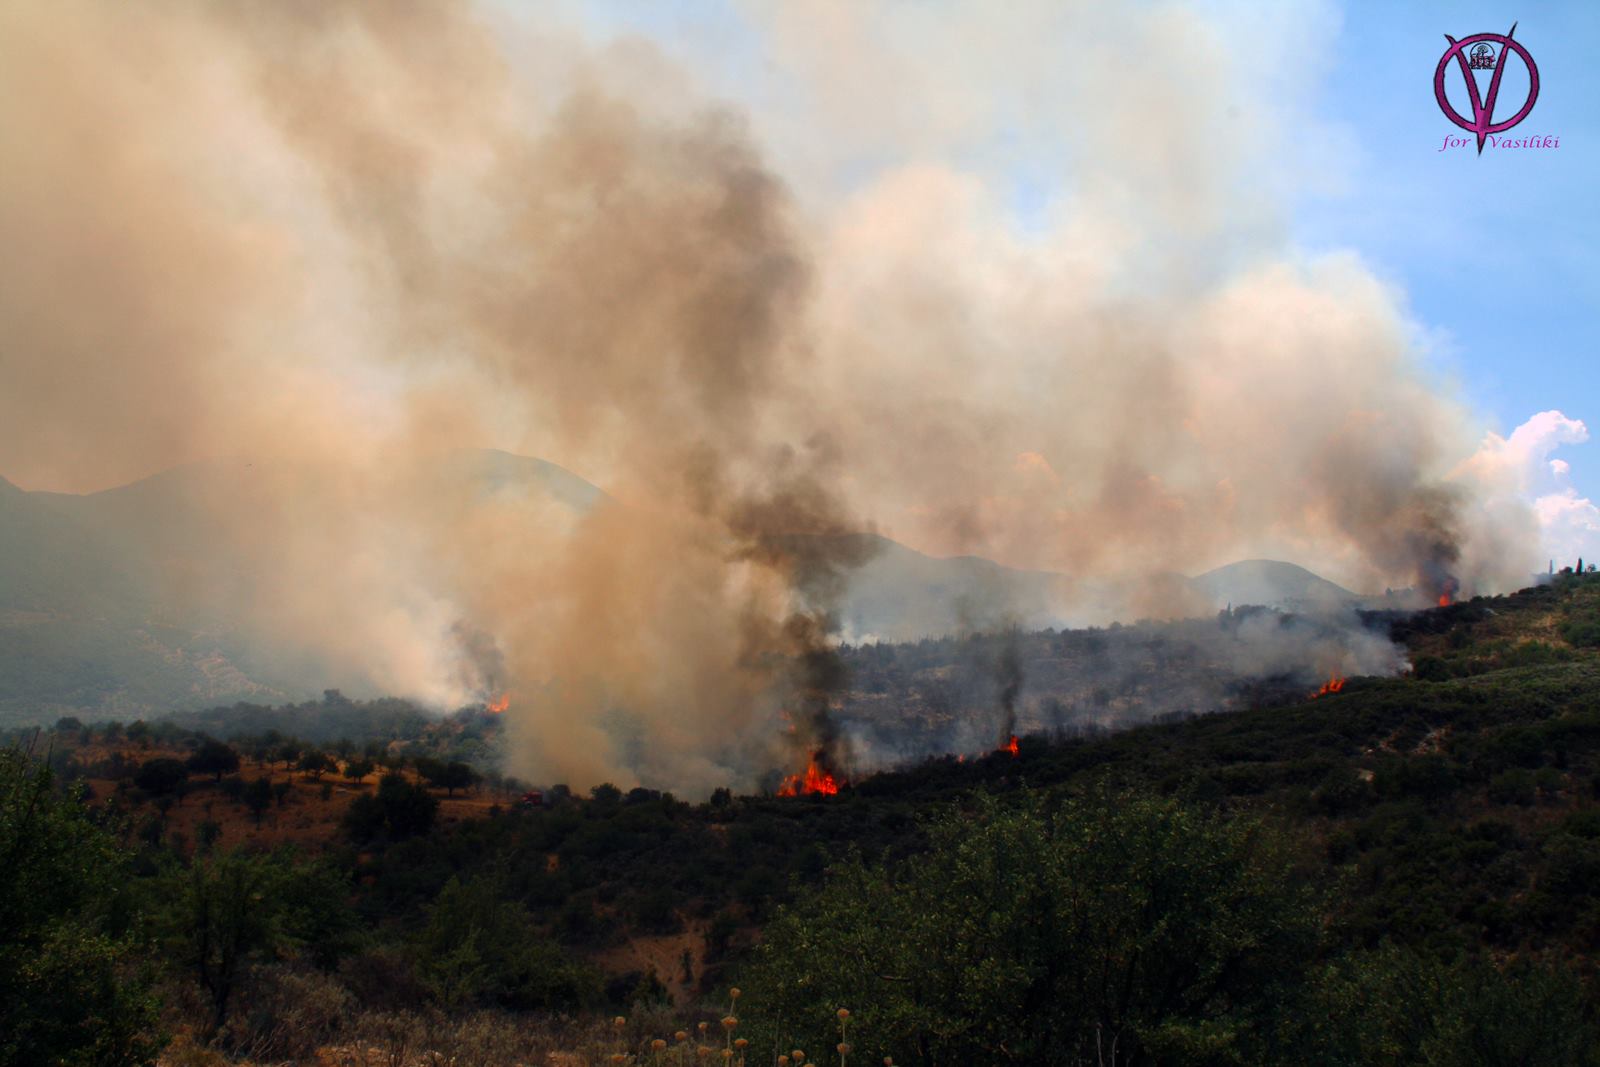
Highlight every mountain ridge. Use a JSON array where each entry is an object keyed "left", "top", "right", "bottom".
[{"left": 0, "top": 452, "right": 1361, "bottom": 722}]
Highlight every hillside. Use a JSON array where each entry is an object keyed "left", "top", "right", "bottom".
[
  {"left": 18, "top": 571, "right": 1600, "bottom": 1063},
  {"left": 18, "top": 572, "right": 1600, "bottom": 1062},
  {"left": 1190, "top": 557, "right": 1358, "bottom": 609}
]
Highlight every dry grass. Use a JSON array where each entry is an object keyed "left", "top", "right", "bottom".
[
  {"left": 153, "top": 974, "right": 859, "bottom": 1067},
  {"left": 80, "top": 749, "right": 508, "bottom": 853},
  {"left": 591, "top": 924, "right": 707, "bottom": 1006}
]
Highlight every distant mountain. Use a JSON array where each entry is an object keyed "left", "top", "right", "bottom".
[
  {"left": 422, "top": 448, "right": 611, "bottom": 512},
  {"left": 832, "top": 534, "right": 1073, "bottom": 642},
  {"left": 0, "top": 451, "right": 609, "bottom": 725},
  {"left": 1189, "top": 559, "right": 1357, "bottom": 610},
  {"left": 0, "top": 452, "right": 1361, "bottom": 724}
]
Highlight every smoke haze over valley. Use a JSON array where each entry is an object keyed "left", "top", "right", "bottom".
[{"left": 0, "top": 1, "right": 1585, "bottom": 793}]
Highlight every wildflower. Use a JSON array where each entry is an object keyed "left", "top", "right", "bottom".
[
  {"left": 734, "top": 1038, "right": 748, "bottom": 1050},
  {"left": 675, "top": 1031, "right": 688, "bottom": 1042},
  {"left": 729, "top": 987, "right": 741, "bottom": 1000},
  {"left": 615, "top": 1016, "right": 628, "bottom": 1029},
  {"left": 721, "top": 1016, "right": 738, "bottom": 1031},
  {"left": 792, "top": 1051, "right": 805, "bottom": 1062},
  {"left": 836, "top": 1009, "right": 850, "bottom": 1021},
  {"left": 837, "top": 1044, "right": 851, "bottom": 1056},
  {"left": 652, "top": 1039, "right": 667, "bottom": 1052}
]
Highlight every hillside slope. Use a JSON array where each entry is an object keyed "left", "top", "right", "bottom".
[{"left": 57, "top": 575, "right": 1600, "bottom": 981}]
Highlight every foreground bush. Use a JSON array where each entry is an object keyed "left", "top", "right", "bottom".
[
  {"left": 414, "top": 871, "right": 604, "bottom": 1012},
  {"left": 742, "top": 791, "right": 1325, "bottom": 1065},
  {"left": 1296, "top": 945, "right": 1599, "bottom": 1065},
  {"left": 0, "top": 747, "right": 161, "bottom": 1066},
  {"left": 742, "top": 788, "right": 1600, "bottom": 1066}
]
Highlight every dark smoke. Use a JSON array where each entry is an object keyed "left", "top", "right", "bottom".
[
  {"left": 726, "top": 470, "right": 881, "bottom": 780},
  {"left": 992, "top": 624, "right": 1024, "bottom": 748}
]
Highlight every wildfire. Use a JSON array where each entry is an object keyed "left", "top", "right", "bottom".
[
  {"left": 486, "top": 693, "right": 510, "bottom": 714},
  {"left": 1437, "top": 593, "right": 1452, "bottom": 608},
  {"left": 1002, "top": 734, "right": 1019, "bottom": 757},
  {"left": 1311, "top": 675, "right": 1346, "bottom": 699},
  {"left": 776, "top": 755, "right": 841, "bottom": 797}
]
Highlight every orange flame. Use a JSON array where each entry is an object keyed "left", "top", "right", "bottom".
[
  {"left": 1437, "top": 593, "right": 1452, "bottom": 608},
  {"left": 1003, "top": 735, "right": 1019, "bottom": 757},
  {"left": 1311, "top": 675, "right": 1346, "bottom": 699},
  {"left": 486, "top": 693, "right": 510, "bottom": 714},
  {"left": 776, "top": 756, "right": 841, "bottom": 797}
]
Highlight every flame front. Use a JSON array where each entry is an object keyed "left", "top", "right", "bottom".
[
  {"left": 777, "top": 756, "right": 841, "bottom": 796},
  {"left": 486, "top": 693, "right": 510, "bottom": 714},
  {"left": 1003, "top": 734, "right": 1019, "bottom": 757},
  {"left": 1311, "top": 675, "right": 1346, "bottom": 698},
  {"left": 1437, "top": 593, "right": 1452, "bottom": 608}
]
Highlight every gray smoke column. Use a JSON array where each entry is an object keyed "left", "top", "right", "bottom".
[
  {"left": 726, "top": 479, "right": 880, "bottom": 781},
  {"left": 0, "top": 1, "right": 1542, "bottom": 793},
  {"left": 993, "top": 626, "right": 1024, "bottom": 750}
]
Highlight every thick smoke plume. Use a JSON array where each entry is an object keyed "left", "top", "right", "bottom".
[{"left": 0, "top": 1, "right": 1540, "bottom": 792}]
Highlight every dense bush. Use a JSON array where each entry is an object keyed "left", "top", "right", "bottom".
[
  {"left": 1298, "top": 946, "right": 1599, "bottom": 1065},
  {"left": 343, "top": 772, "right": 439, "bottom": 842},
  {"left": 414, "top": 872, "right": 602, "bottom": 1012},
  {"left": 145, "top": 847, "right": 361, "bottom": 1039},
  {"left": 0, "top": 748, "right": 161, "bottom": 1066},
  {"left": 743, "top": 792, "right": 1324, "bottom": 1065},
  {"left": 185, "top": 739, "right": 240, "bottom": 782},
  {"left": 133, "top": 756, "right": 189, "bottom": 798}
]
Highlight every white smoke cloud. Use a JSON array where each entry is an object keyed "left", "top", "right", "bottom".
[{"left": 0, "top": 0, "right": 1560, "bottom": 791}]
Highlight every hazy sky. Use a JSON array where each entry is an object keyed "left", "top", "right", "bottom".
[
  {"left": 540, "top": 0, "right": 1600, "bottom": 561},
  {"left": 4, "top": 0, "right": 1593, "bottom": 565}
]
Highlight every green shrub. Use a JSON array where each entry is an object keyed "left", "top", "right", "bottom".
[
  {"left": 1297, "top": 946, "right": 1599, "bottom": 1065},
  {"left": 1560, "top": 613, "right": 1600, "bottom": 648},
  {"left": 0, "top": 749, "right": 162, "bottom": 1066},
  {"left": 1488, "top": 769, "right": 1536, "bottom": 806},
  {"left": 741, "top": 791, "right": 1324, "bottom": 1066},
  {"left": 343, "top": 774, "right": 438, "bottom": 843},
  {"left": 414, "top": 873, "right": 601, "bottom": 1012}
]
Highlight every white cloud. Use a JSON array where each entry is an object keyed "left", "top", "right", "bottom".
[
  {"left": 1535, "top": 490, "right": 1600, "bottom": 568},
  {"left": 1462, "top": 411, "right": 1600, "bottom": 566},
  {"left": 1458, "top": 410, "right": 1588, "bottom": 491}
]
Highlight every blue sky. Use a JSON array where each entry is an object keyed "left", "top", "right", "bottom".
[
  {"left": 533, "top": 0, "right": 1599, "bottom": 560},
  {"left": 1295, "top": 0, "right": 1600, "bottom": 560},
  {"left": 1297, "top": 1, "right": 1598, "bottom": 468}
]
